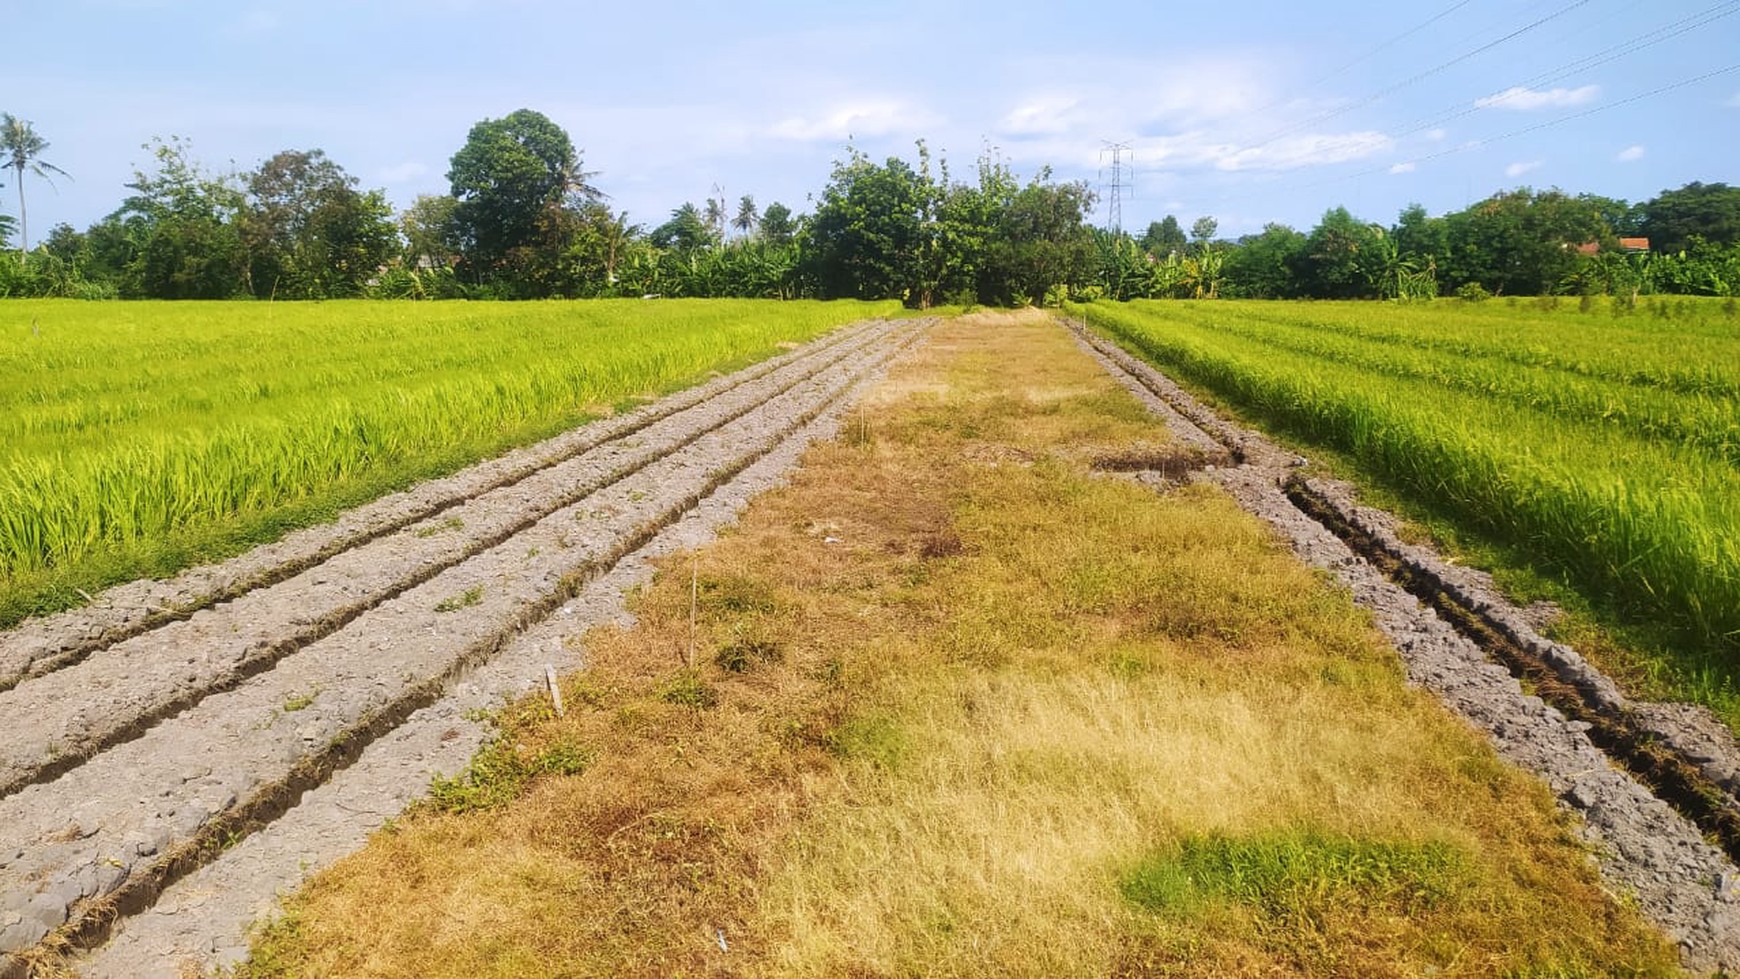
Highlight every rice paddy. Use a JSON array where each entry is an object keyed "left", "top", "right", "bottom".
[
  {"left": 1070, "top": 297, "right": 1740, "bottom": 699},
  {"left": 0, "top": 298, "right": 897, "bottom": 624}
]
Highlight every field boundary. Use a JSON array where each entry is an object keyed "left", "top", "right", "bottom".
[{"left": 1285, "top": 476, "right": 1740, "bottom": 859}]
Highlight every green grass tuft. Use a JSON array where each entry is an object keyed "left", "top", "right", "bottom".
[
  {"left": 433, "top": 585, "right": 483, "bottom": 613},
  {"left": 423, "top": 732, "right": 592, "bottom": 815},
  {"left": 658, "top": 669, "right": 717, "bottom": 709},
  {"left": 1120, "top": 830, "right": 1470, "bottom": 917},
  {"left": 824, "top": 712, "right": 908, "bottom": 770}
]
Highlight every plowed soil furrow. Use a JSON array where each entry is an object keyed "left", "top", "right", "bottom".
[
  {"left": 0, "top": 319, "right": 883, "bottom": 695},
  {"left": 0, "top": 322, "right": 895, "bottom": 801},
  {"left": 73, "top": 327, "right": 910, "bottom": 979},
  {"left": 1068, "top": 318, "right": 1740, "bottom": 972},
  {"left": 0, "top": 321, "right": 924, "bottom": 971}
]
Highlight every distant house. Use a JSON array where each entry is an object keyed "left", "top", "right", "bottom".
[{"left": 1572, "top": 237, "right": 1651, "bottom": 257}]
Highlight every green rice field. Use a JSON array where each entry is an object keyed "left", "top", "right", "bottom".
[
  {"left": 0, "top": 298, "right": 897, "bottom": 624},
  {"left": 1070, "top": 297, "right": 1740, "bottom": 705}
]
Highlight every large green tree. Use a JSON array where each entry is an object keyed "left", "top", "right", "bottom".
[
  {"left": 242, "top": 149, "right": 398, "bottom": 298},
  {"left": 1579, "top": 193, "right": 1641, "bottom": 238},
  {"left": 1221, "top": 223, "right": 1307, "bottom": 299},
  {"left": 1639, "top": 182, "right": 1740, "bottom": 253},
  {"left": 979, "top": 171, "right": 1096, "bottom": 306},
  {"left": 1, "top": 114, "right": 69, "bottom": 254},
  {"left": 1441, "top": 188, "right": 1610, "bottom": 295},
  {"left": 447, "top": 109, "right": 593, "bottom": 281},
  {"left": 1189, "top": 216, "right": 1218, "bottom": 248},
  {"left": 802, "top": 149, "right": 936, "bottom": 304},
  {"left": 650, "top": 203, "right": 717, "bottom": 253},
  {"left": 110, "top": 137, "right": 247, "bottom": 298},
  {"left": 759, "top": 202, "right": 797, "bottom": 246},
  {"left": 1297, "top": 207, "right": 1379, "bottom": 299},
  {"left": 400, "top": 194, "right": 460, "bottom": 271},
  {"left": 1392, "top": 203, "right": 1448, "bottom": 270},
  {"left": 932, "top": 151, "right": 1020, "bottom": 305},
  {"left": 1140, "top": 215, "right": 1186, "bottom": 257}
]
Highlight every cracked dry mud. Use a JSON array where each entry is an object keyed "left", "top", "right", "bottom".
[
  {"left": 0, "top": 317, "right": 927, "bottom": 979},
  {"left": 1070, "top": 318, "right": 1740, "bottom": 974}
]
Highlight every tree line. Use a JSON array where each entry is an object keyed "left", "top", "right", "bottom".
[
  {"left": 1105, "top": 183, "right": 1740, "bottom": 303},
  {"left": 2, "top": 107, "right": 1737, "bottom": 303}
]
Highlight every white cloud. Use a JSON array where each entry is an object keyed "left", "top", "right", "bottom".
[
  {"left": 1505, "top": 160, "right": 1543, "bottom": 178},
  {"left": 1217, "top": 131, "right": 1393, "bottom": 171},
  {"left": 1389, "top": 162, "right": 1417, "bottom": 174},
  {"left": 379, "top": 161, "right": 430, "bottom": 184},
  {"left": 989, "top": 122, "right": 1392, "bottom": 185},
  {"left": 990, "top": 51, "right": 1281, "bottom": 151},
  {"left": 1728, "top": 91, "right": 1740, "bottom": 108},
  {"left": 1475, "top": 85, "right": 1599, "bottom": 111},
  {"left": 1000, "top": 96, "right": 1081, "bottom": 136},
  {"left": 769, "top": 100, "right": 942, "bottom": 142},
  {"left": 1616, "top": 145, "right": 1645, "bottom": 163},
  {"left": 1424, "top": 128, "right": 1448, "bottom": 141}
]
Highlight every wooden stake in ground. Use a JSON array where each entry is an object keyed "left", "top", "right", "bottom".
[
  {"left": 686, "top": 551, "right": 699, "bottom": 668},
  {"left": 544, "top": 665, "right": 565, "bottom": 718}
]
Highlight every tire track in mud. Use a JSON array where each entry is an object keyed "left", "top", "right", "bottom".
[
  {"left": 0, "top": 321, "right": 894, "bottom": 803},
  {"left": 1067, "top": 316, "right": 1740, "bottom": 973},
  {"left": 0, "top": 319, "right": 928, "bottom": 977}
]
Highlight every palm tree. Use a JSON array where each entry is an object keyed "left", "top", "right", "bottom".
[
  {"left": 732, "top": 194, "right": 758, "bottom": 239},
  {"left": 703, "top": 192, "right": 727, "bottom": 244},
  {"left": 0, "top": 114, "right": 69, "bottom": 253}
]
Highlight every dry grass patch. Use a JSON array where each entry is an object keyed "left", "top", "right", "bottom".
[{"left": 239, "top": 310, "right": 1676, "bottom": 978}]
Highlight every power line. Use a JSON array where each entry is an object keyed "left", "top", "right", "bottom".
[
  {"left": 1288, "top": 62, "right": 1740, "bottom": 199},
  {"left": 1243, "top": 0, "right": 1595, "bottom": 154},
  {"left": 1386, "top": 0, "right": 1740, "bottom": 140},
  {"left": 1247, "top": 0, "right": 1477, "bottom": 118},
  {"left": 1179, "top": 59, "right": 1739, "bottom": 220},
  {"left": 1374, "top": 62, "right": 1740, "bottom": 178}
]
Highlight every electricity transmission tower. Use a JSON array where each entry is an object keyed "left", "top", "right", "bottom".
[{"left": 1099, "top": 140, "right": 1133, "bottom": 233}]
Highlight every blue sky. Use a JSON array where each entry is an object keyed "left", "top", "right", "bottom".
[{"left": 5, "top": 0, "right": 1737, "bottom": 239}]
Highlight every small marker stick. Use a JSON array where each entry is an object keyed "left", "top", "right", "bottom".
[
  {"left": 545, "top": 665, "right": 565, "bottom": 718},
  {"left": 686, "top": 551, "right": 699, "bottom": 668}
]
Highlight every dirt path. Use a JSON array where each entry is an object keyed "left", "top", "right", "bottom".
[
  {"left": 1069, "top": 317, "right": 1740, "bottom": 972},
  {"left": 0, "top": 317, "right": 927, "bottom": 978}
]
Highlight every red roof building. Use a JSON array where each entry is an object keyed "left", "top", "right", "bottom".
[{"left": 1572, "top": 237, "right": 1651, "bottom": 256}]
